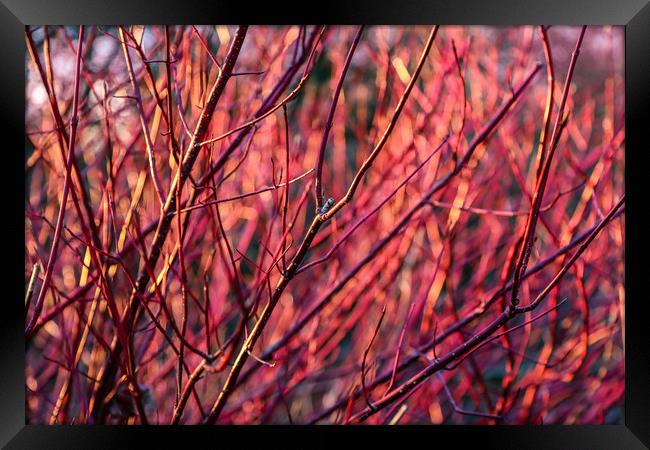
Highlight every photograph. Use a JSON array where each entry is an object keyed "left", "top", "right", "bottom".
[{"left": 24, "top": 24, "right": 625, "bottom": 425}]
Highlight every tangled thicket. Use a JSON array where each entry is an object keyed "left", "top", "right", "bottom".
[{"left": 25, "top": 25, "right": 624, "bottom": 424}]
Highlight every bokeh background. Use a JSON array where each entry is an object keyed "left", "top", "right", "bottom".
[{"left": 25, "top": 25, "right": 624, "bottom": 424}]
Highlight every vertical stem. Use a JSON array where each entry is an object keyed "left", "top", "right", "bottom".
[
  {"left": 510, "top": 26, "right": 586, "bottom": 307},
  {"left": 119, "top": 26, "right": 166, "bottom": 207},
  {"left": 314, "top": 26, "right": 364, "bottom": 209},
  {"left": 535, "top": 25, "right": 555, "bottom": 180}
]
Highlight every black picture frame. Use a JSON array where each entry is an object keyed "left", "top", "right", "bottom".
[{"left": 2, "top": 1, "right": 648, "bottom": 448}]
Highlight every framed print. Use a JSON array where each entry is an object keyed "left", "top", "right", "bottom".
[{"left": 2, "top": 0, "right": 649, "bottom": 448}]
